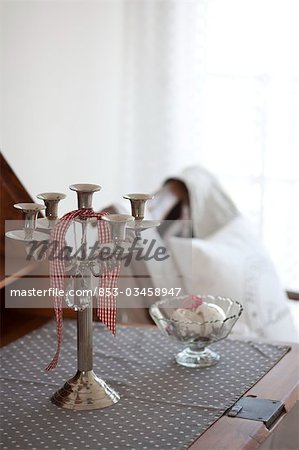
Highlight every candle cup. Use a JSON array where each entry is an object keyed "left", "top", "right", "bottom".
[
  {"left": 14, "top": 202, "right": 45, "bottom": 229},
  {"left": 123, "top": 193, "right": 153, "bottom": 221},
  {"left": 6, "top": 203, "right": 47, "bottom": 242},
  {"left": 69, "top": 184, "right": 101, "bottom": 210},
  {"left": 37, "top": 192, "right": 66, "bottom": 220},
  {"left": 102, "top": 214, "right": 134, "bottom": 243}
]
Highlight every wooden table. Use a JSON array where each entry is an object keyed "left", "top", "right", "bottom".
[{"left": 189, "top": 341, "right": 299, "bottom": 450}]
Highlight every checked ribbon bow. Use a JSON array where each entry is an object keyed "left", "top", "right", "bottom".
[{"left": 46, "top": 208, "right": 119, "bottom": 371}]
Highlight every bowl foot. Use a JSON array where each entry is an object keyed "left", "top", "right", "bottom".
[{"left": 176, "top": 347, "right": 220, "bottom": 368}]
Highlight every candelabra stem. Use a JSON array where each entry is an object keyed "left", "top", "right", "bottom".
[
  {"left": 50, "top": 299, "right": 120, "bottom": 410},
  {"left": 77, "top": 306, "right": 93, "bottom": 372}
]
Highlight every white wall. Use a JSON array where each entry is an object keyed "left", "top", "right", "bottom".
[{"left": 1, "top": 0, "right": 125, "bottom": 214}]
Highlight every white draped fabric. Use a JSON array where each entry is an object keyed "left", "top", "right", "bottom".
[{"left": 118, "top": 0, "right": 299, "bottom": 292}]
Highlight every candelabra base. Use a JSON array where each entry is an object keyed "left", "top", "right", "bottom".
[{"left": 51, "top": 370, "right": 120, "bottom": 410}]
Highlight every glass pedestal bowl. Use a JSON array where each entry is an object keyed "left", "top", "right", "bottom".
[{"left": 150, "top": 295, "right": 243, "bottom": 368}]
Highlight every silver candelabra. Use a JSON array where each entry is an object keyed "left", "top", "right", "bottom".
[{"left": 6, "top": 184, "right": 159, "bottom": 410}]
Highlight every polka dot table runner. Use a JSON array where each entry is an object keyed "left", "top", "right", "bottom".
[{"left": 0, "top": 321, "right": 290, "bottom": 450}]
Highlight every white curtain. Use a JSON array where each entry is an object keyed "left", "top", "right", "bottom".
[
  {"left": 1, "top": 0, "right": 297, "bottom": 290},
  {"left": 117, "top": 0, "right": 299, "bottom": 292}
]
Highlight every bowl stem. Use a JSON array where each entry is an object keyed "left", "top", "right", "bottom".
[{"left": 175, "top": 346, "right": 220, "bottom": 368}]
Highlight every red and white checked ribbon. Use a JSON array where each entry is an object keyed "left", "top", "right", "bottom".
[{"left": 46, "top": 208, "right": 119, "bottom": 371}]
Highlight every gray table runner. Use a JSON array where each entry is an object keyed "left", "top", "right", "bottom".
[{"left": 0, "top": 321, "right": 290, "bottom": 450}]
